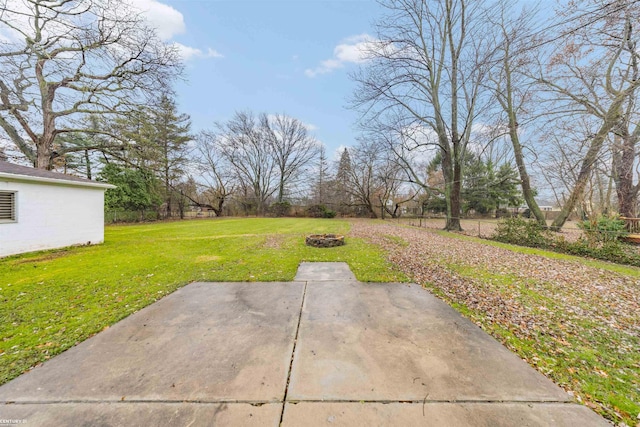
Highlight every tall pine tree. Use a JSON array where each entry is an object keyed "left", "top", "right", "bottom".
[
  {"left": 334, "top": 148, "right": 353, "bottom": 215},
  {"left": 151, "top": 94, "right": 192, "bottom": 218}
]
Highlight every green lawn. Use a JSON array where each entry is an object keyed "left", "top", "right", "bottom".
[{"left": 0, "top": 218, "right": 406, "bottom": 384}]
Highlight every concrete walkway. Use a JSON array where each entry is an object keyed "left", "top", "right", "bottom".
[{"left": 0, "top": 263, "right": 607, "bottom": 426}]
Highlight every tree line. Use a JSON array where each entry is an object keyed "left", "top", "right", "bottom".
[
  {"left": 352, "top": 0, "right": 640, "bottom": 230},
  {"left": 1, "top": 0, "right": 639, "bottom": 229}
]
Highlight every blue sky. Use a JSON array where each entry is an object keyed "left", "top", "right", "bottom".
[{"left": 141, "top": 0, "right": 385, "bottom": 158}]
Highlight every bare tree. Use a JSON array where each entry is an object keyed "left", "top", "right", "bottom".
[
  {"left": 348, "top": 137, "right": 415, "bottom": 218},
  {"left": 216, "top": 111, "right": 277, "bottom": 215},
  {"left": 0, "top": 0, "right": 182, "bottom": 169},
  {"left": 193, "top": 131, "right": 234, "bottom": 216},
  {"left": 370, "top": 121, "right": 445, "bottom": 211},
  {"left": 487, "top": 3, "right": 548, "bottom": 226},
  {"left": 538, "top": 115, "right": 616, "bottom": 219},
  {"left": 535, "top": 0, "right": 640, "bottom": 228},
  {"left": 348, "top": 139, "right": 380, "bottom": 217},
  {"left": 376, "top": 159, "right": 417, "bottom": 219},
  {"left": 611, "top": 87, "right": 640, "bottom": 217},
  {"left": 261, "top": 113, "right": 318, "bottom": 203},
  {"left": 352, "top": 0, "right": 497, "bottom": 230}
]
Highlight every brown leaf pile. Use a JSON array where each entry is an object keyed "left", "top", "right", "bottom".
[{"left": 349, "top": 219, "right": 640, "bottom": 425}]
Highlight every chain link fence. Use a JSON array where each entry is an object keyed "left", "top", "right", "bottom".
[
  {"left": 105, "top": 210, "right": 222, "bottom": 223},
  {"left": 390, "top": 215, "right": 586, "bottom": 241}
]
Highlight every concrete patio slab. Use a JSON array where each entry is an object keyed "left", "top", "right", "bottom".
[
  {"left": 0, "top": 281, "right": 303, "bottom": 403},
  {"left": 281, "top": 402, "right": 609, "bottom": 426},
  {"left": 0, "top": 402, "right": 282, "bottom": 427},
  {"left": 0, "top": 262, "right": 608, "bottom": 426},
  {"left": 287, "top": 280, "right": 569, "bottom": 402},
  {"left": 294, "top": 262, "right": 356, "bottom": 281}
]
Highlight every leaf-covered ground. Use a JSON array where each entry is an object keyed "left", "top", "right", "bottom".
[
  {"left": 350, "top": 220, "right": 640, "bottom": 426},
  {"left": 398, "top": 217, "right": 585, "bottom": 241}
]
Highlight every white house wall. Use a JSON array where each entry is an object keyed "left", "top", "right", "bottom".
[{"left": 0, "top": 180, "right": 106, "bottom": 257}]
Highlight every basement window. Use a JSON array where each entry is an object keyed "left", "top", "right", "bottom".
[{"left": 0, "top": 191, "right": 16, "bottom": 222}]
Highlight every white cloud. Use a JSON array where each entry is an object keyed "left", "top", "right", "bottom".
[
  {"left": 0, "top": 0, "right": 222, "bottom": 63},
  {"left": 173, "top": 43, "right": 224, "bottom": 61},
  {"left": 130, "top": 0, "right": 222, "bottom": 62},
  {"left": 304, "top": 122, "right": 318, "bottom": 132},
  {"left": 206, "top": 48, "right": 224, "bottom": 58},
  {"left": 130, "top": 0, "right": 186, "bottom": 40},
  {"left": 0, "top": 2, "right": 180, "bottom": 44},
  {"left": 305, "top": 34, "right": 378, "bottom": 78}
]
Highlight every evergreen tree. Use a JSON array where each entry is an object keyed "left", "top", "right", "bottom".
[
  {"left": 105, "top": 94, "right": 192, "bottom": 217},
  {"left": 110, "top": 107, "right": 158, "bottom": 169},
  {"left": 98, "top": 163, "right": 162, "bottom": 219},
  {"left": 151, "top": 94, "right": 192, "bottom": 218},
  {"left": 462, "top": 155, "right": 522, "bottom": 215},
  {"left": 313, "top": 144, "right": 330, "bottom": 205},
  {"left": 333, "top": 148, "right": 353, "bottom": 215}
]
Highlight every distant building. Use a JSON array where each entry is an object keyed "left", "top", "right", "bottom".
[
  {"left": 511, "top": 200, "right": 561, "bottom": 214},
  {"left": 538, "top": 205, "right": 558, "bottom": 212},
  {"left": 0, "top": 161, "right": 115, "bottom": 257}
]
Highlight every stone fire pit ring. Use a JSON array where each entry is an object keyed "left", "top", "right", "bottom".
[{"left": 305, "top": 234, "right": 345, "bottom": 248}]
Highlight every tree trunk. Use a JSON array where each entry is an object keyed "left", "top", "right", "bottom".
[
  {"left": 213, "top": 198, "right": 225, "bottom": 217},
  {"left": 551, "top": 97, "right": 623, "bottom": 230},
  {"left": 35, "top": 125, "right": 56, "bottom": 169},
  {"left": 441, "top": 146, "right": 462, "bottom": 231},
  {"left": 613, "top": 133, "right": 639, "bottom": 217},
  {"left": 496, "top": 40, "right": 547, "bottom": 227},
  {"left": 447, "top": 160, "right": 463, "bottom": 231},
  {"left": 442, "top": 148, "right": 454, "bottom": 229},
  {"left": 35, "top": 143, "right": 53, "bottom": 169},
  {"left": 85, "top": 149, "right": 92, "bottom": 179},
  {"left": 164, "top": 161, "right": 171, "bottom": 218},
  {"left": 508, "top": 119, "right": 546, "bottom": 227},
  {"left": 368, "top": 204, "right": 378, "bottom": 218},
  {"left": 277, "top": 180, "right": 285, "bottom": 203}
]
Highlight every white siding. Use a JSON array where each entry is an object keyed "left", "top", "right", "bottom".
[{"left": 0, "top": 180, "right": 106, "bottom": 257}]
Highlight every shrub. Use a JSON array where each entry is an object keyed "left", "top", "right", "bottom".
[
  {"left": 307, "top": 204, "right": 337, "bottom": 218},
  {"left": 324, "top": 209, "right": 337, "bottom": 218},
  {"left": 270, "top": 201, "right": 291, "bottom": 217},
  {"left": 492, "top": 217, "right": 551, "bottom": 248},
  {"left": 492, "top": 216, "right": 640, "bottom": 267},
  {"left": 557, "top": 238, "right": 640, "bottom": 267},
  {"left": 578, "top": 214, "right": 628, "bottom": 245}
]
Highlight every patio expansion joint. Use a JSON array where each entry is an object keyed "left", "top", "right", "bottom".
[
  {"left": 278, "top": 280, "right": 308, "bottom": 426},
  {"left": 282, "top": 399, "right": 578, "bottom": 405},
  {"left": 0, "top": 399, "right": 578, "bottom": 408},
  {"left": 1, "top": 399, "right": 282, "bottom": 405},
  {"left": 1, "top": 398, "right": 576, "bottom": 406}
]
